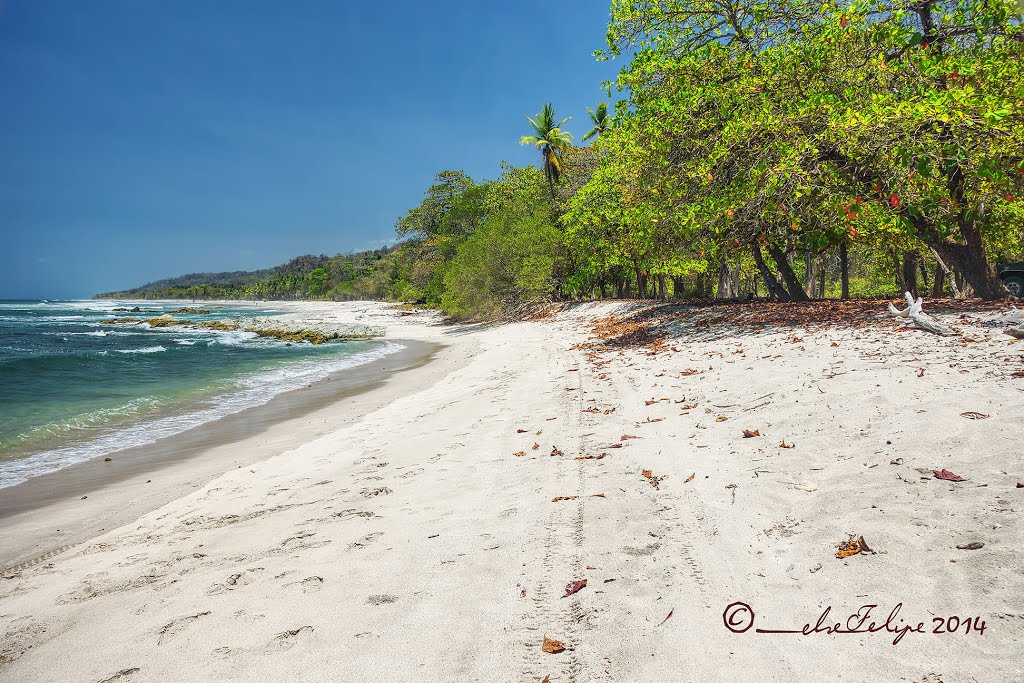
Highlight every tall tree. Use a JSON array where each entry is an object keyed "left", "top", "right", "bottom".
[
  {"left": 520, "top": 103, "right": 573, "bottom": 197},
  {"left": 582, "top": 102, "right": 611, "bottom": 142}
]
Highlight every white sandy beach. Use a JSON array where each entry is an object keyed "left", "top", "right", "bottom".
[{"left": 1, "top": 300, "right": 1022, "bottom": 682}]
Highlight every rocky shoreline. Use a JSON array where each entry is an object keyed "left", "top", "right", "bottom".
[{"left": 99, "top": 313, "right": 384, "bottom": 344}]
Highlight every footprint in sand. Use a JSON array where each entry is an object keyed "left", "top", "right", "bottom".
[
  {"left": 359, "top": 486, "right": 392, "bottom": 498},
  {"left": 156, "top": 611, "right": 211, "bottom": 645},
  {"left": 366, "top": 594, "right": 398, "bottom": 605}
]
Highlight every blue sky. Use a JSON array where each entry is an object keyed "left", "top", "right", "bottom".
[{"left": 0, "top": 0, "right": 621, "bottom": 298}]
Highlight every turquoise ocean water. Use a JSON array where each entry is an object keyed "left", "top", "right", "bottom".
[{"left": 0, "top": 300, "right": 397, "bottom": 489}]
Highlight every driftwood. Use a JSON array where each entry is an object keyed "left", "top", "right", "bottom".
[
  {"left": 888, "top": 292, "right": 957, "bottom": 336},
  {"left": 1006, "top": 327, "right": 1024, "bottom": 339}
]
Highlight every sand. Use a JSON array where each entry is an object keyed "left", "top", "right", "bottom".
[{"left": 0, "top": 299, "right": 1021, "bottom": 682}]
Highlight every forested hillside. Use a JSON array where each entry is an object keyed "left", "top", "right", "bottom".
[{"left": 100, "top": 1, "right": 1024, "bottom": 317}]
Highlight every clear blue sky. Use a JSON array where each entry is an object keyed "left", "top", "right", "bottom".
[{"left": 0, "top": 0, "right": 621, "bottom": 298}]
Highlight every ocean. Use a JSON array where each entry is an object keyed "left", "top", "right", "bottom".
[{"left": 0, "top": 300, "right": 398, "bottom": 489}]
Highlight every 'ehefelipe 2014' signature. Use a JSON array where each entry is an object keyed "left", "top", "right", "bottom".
[{"left": 722, "top": 602, "right": 987, "bottom": 645}]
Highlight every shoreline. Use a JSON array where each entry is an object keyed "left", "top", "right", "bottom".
[{"left": 0, "top": 337, "right": 470, "bottom": 570}]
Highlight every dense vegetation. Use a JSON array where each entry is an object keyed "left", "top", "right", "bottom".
[{"left": 102, "top": 1, "right": 1024, "bottom": 318}]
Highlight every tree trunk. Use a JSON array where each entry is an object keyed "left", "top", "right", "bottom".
[
  {"left": 902, "top": 251, "right": 920, "bottom": 298},
  {"left": 634, "top": 268, "right": 645, "bottom": 300},
  {"left": 918, "top": 227, "right": 1005, "bottom": 300},
  {"left": 767, "top": 244, "right": 809, "bottom": 301},
  {"left": 804, "top": 251, "right": 820, "bottom": 298},
  {"left": 672, "top": 276, "right": 685, "bottom": 299},
  {"left": 751, "top": 243, "right": 790, "bottom": 301},
  {"left": 931, "top": 264, "right": 945, "bottom": 298},
  {"left": 839, "top": 242, "right": 850, "bottom": 299},
  {"left": 657, "top": 274, "right": 667, "bottom": 301},
  {"left": 716, "top": 262, "right": 739, "bottom": 299},
  {"left": 893, "top": 250, "right": 907, "bottom": 292},
  {"left": 598, "top": 278, "right": 608, "bottom": 299}
]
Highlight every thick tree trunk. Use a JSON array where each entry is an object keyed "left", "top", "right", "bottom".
[
  {"left": 916, "top": 219, "right": 1005, "bottom": 299},
  {"left": 657, "top": 273, "right": 667, "bottom": 301},
  {"left": 751, "top": 243, "right": 790, "bottom": 301},
  {"left": 716, "top": 262, "right": 739, "bottom": 299},
  {"left": 634, "top": 268, "right": 646, "bottom": 300},
  {"left": 931, "top": 264, "right": 945, "bottom": 298},
  {"left": 672, "top": 276, "right": 685, "bottom": 299},
  {"left": 902, "top": 251, "right": 920, "bottom": 299},
  {"left": 767, "top": 244, "right": 809, "bottom": 301},
  {"left": 598, "top": 278, "right": 608, "bottom": 299},
  {"left": 839, "top": 242, "right": 850, "bottom": 299}
]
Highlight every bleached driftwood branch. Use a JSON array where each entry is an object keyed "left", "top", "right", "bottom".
[{"left": 888, "top": 292, "right": 957, "bottom": 336}]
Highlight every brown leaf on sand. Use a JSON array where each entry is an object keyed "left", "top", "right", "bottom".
[
  {"left": 684, "top": 473, "right": 695, "bottom": 483},
  {"left": 715, "top": 415, "right": 728, "bottom": 422},
  {"left": 642, "top": 469, "right": 653, "bottom": 479},
  {"left": 645, "top": 400, "right": 656, "bottom": 406},
  {"left": 531, "top": 443, "right": 540, "bottom": 451},
  {"left": 658, "top": 609, "right": 674, "bottom": 626},
  {"left": 517, "top": 429, "right": 528, "bottom": 433},
  {"left": 590, "top": 493, "right": 606, "bottom": 498},
  {"left": 575, "top": 453, "right": 606, "bottom": 460},
  {"left": 607, "top": 443, "right": 624, "bottom": 449},
  {"left": 514, "top": 451, "right": 526, "bottom": 457},
  {"left": 620, "top": 434, "right": 639, "bottom": 441},
  {"left": 933, "top": 468, "right": 966, "bottom": 482},
  {"left": 552, "top": 496, "right": 577, "bottom": 502},
  {"left": 603, "top": 408, "right": 616, "bottom": 414},
  {"left": 779, "top": 440, "right": 795, "bottom": 449},
  {"left": 836, "top": 535, "right": 872, "bottom": 559},
  {"left": 956, "top": 541, "right": 984, "bottom": 550},
  {"left": 561, "top": 579, "right": 587, "bottom": 598},
  {"left": 1012, "top": 371, "right": 1024, "bottom": 378},
  {"left": 551, "top": 446, "right": 564, "bottom": 457},
  {"left": 541, "top": 677, "right": 551, "bottom": 683},
  {"left": 1017, "top": 482, "right": 1024, "bottom": 488},
  {"left": 678, "top": 403, "right": 698, "bottom": 410},
  {"left": 742, "top": 429, "right": 761, "bottom": 438},
  {"left": 917, "top": 367, "right": 925, "bottom": 377},
  {"left": 959, "top": 412, "right": 990, "bottom": 420},
  {"left": 541, "top": 637, "right": 565, "bottom": 654}
]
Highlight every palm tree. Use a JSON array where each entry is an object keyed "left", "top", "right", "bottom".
[
  {"left": 519, "top": 102, "right": 573, "bottom": 197},
  {"left": 582, "top": 102, "right": 611, "bottom": 142}
]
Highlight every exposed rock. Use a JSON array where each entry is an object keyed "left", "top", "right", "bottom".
[
  {"left": 198, "top": 320, "right": 240, "bottom": 331},
  {"left": 99, "top": 317, "right": 143, "bottom": 325},
  {"left": 144, "top": 315, "right": 181, "bottom": 328},
  {"left": 170, "top": 307, "right": 210, "bottom": 315}
]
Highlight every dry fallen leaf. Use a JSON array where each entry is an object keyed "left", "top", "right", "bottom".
[
  {"left": 552, "top": 496, "right": 577, "bottom": 502},
  {"left": 960, "top": 412, "right": 990, "bottom": 420},
  {"left": 520, "top": 589, "right": 527, "bottom": 598},
  {"left": 917, "top": 367, "right": 925, "bottom": 377},
  {"left": 956, "top": 541, "right": 984, "bottom": 550},
  {"left": 541, "top": 637, "right": 565, "bottom": 654},
  {"left": 561, "top": 579, "right": 587, "bottom": 598},
  {"left": 514, "top": 451, "right": 526, "bottom": 457},
  {"left": 933, "top": 468, "right": 966, "bottom": 482},
  {"left": 541, "top": 676, "right": 551, "bottom": 683},
  {"left": 590, "top": 493, "right": 606, "bottom": 498},
  {"left": 742, "top": 429, "right": 761, "bottom": 438},
  {"left": 684, "top": 473, "right": 695, "bottom": 483},
  {"left": 715, "top": 415, "right": 728, "bottom": 422},
  {"left": 607, "top": 443, "right": 623, "bottom": 449},
  {"left": 658, "top": 609, "right": 674, "bottom": 626},
  {"left": 642, "top": 469, "right": 653, "bottom": 479},
  {"left": 645, "top": 400, "right": 656, "bottom": 406},
  {"left": 779, "top": 440, "right": 795, "bottom": 449},
  {"left": 575, "top": 453, "right": 606, "bottom": 460},
  {"left": 531, "top": 443, "right": 540, "bottom": 451},
  {"left": 836, "top": 535, "right": 872, "bottom": 559},
  {"left": 551, "top": 446, "right": 564, "bottom": 457},
  {"left": 620, "top": 434, "right": 638, "bottom": 441}
]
